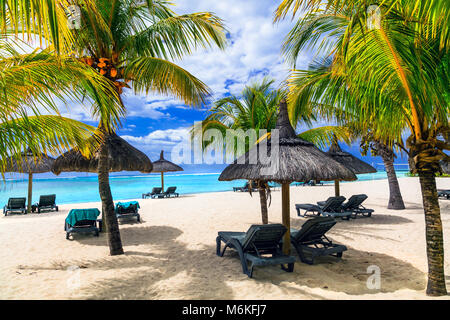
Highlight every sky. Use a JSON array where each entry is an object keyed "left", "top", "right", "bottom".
[{"left": 37, "top": 0, "right": 410, "bottom": 174}]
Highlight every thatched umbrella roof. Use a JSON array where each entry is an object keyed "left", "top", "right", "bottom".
[
  {"left": 326, "top": 141, "right": 376, "bottom": 196},
  {"left": 150, "top": 150, "right": 183, "bottom": 192},
  {"left": 219, "top": 100, "right": 356, "bottom": 255},
  {"left": 151, "top": 150, "right": 183, "bottom": 173},
  {"left": 219, "top": 102, "right": 357, "bottom": 183},
  {"left": 5, "top": 149, "right": 55, "bottom": 174},
  {"left": 52, "top": 133, "right": 152, "bottom": 175},
  {"left": 327, "top": 142, "right": 377, "bottom": 175},
  {"left": 5, "top": 149, "right": 56, "bottom": 213}
]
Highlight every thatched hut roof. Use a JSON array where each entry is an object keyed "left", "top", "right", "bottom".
[
  {"left": 151, "top": 150, "right": 183, "bottom": 173},
  {"left": 5, "top": 149, "right": 55, "bottom": 173},
  {"left": 52, "top": 133, "right": 152, "bottom": 175},
  {"left": 327, "top": 142, "right": 377, "bottom": 175},
  {"left": 219, "top": 101, "right": 357, "bottom": 183}
]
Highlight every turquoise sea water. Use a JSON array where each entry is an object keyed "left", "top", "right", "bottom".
[{"left": 0, "top": 171, "right": 409, "bottom": 206}]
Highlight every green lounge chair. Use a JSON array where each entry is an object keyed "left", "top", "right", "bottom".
[
  {"left": 289, "top": 217, "right": 347, "bottom": 264},
  {"left": 115, "top": 201, "right": 140, "bottom": 222},
  {"left": 64, "top": 208, "right": 100, "bottom": 240},
  {"left": 32, "top": 194, "right": 58, "bottom": 213},
  {"left": 142, "top": 187, "right": 162, "bottom": 199},
  {"left": 162, "top": 186, "right": 179, "bottom": 198},
  {"left": 296, "top": 196, "right": 352, "bottom": 220},
  {"left": 3, "top": 197, "right": 27, "bottom": 216},
  {"left": 438, "top": 189, "right": 450, "bottom": 199},
  {"left": 216, "top": 224, "right": 296, "bottom": 278}
]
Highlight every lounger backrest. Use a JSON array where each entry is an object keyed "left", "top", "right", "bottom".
[
  {"left": 166, "top": 187, "right": 176, "bottom": 193},
  {"left": 322, "top": 196, "right": 346, "bottom": 212},
  {"left": 39, "top": 194, "right": 56, "bottom": 206},
  {"left": 341, "top": 194, "right": 367, "bottom": 210},
  {"left": 152, "top": 187, "right": 162, "bottom": 194},
  {"left": 292, "top": 217, "right": 336, "bottom": 243},
  {"left": 8, "top": 197, "right": 26, "bottom": 209},
  {"left": 241, "top": 224, "right": 287, "bottom": 252}
]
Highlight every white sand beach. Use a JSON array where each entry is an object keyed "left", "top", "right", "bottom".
[{"left": 0, "top": 177, "right": 449, "bottom": 300}]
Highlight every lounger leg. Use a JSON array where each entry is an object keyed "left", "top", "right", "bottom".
[
  {"left": 281, "top": 263, "right": 294, "bottom": 273},
  {"left": 295, "top": 243, "right": 314, "bottom": 265},
  {"left": 216, "top": 236, "right": 222, "bottom": 256}
]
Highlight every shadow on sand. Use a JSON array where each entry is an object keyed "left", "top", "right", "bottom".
[{"left": 58, "top": 223, "right": 427, "bottom": 299}]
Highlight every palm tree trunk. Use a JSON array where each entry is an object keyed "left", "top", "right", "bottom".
[
  {"left": 98, "top": 140, "right": 124, "bottom": 256},
  {"left": 381, "top": 151, "right": 405, "bottom": 210},
  {"left": 418, "top": 169, "right": 447, "bottom": 296},
  {"left": 258, "top": 186, "right": 269, "bottom": 224}
]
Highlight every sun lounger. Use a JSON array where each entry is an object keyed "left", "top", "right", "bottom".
[
  {"left": 296, "top": 180, "right": 323, "bottom": 186},
  {"left": 340, "top": 194, "right": 374, "bottom": 218},
  {"left": 3, "top": 197, "right": 27, "bottom": 216},
  {"left": 233, "top": 181, "right": 258, "bottom": 192},
  {"left": 289, "top": 217, "right": 347, "bottom": 264},
  {"left": 64, "top": 208, "right": 100, "bottom": 240},
  {"left": 162, "top": 186, "right": 179, "bottom": 198},
  {"left": 216, "top": 224, "right": 296, "bottom": 278},
  {"left": 31, "top": 194, "right": 58, "bottom": 213},
  {"left": 142, "top": 187, "right": 162, "bottom": 199},
  {"left": 437, "top": 189, "right": 450, "bottom": 199},
  {"left": 296, "top": 196, "right": 352, "bottom": 220},
  {"left": 115, "top": 201, "right": 140, "bottom": 222}
]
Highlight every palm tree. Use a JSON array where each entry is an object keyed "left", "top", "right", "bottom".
[
  {"left": 0, "top": 39, "right": 123, "bottom": 172},
  {"left": 196, "top": 78, "right": 351, "bottom": 224},
  {"left": 63, "top": 0, "right": 226, "bottom": 255},
  {"left": 288, "top": 57, "right": 406, "bottom": 209},
  {"left": 276, "top": 0, "right": 449, "bottom": 295},
  {"left": 3, "top": 0, "right": 227, "bottom": 256}
]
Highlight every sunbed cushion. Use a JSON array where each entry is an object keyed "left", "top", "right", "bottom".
[
  {"left": 65, "top": 208, "right": 100, "bottom": 226},
  {"left": 116, "top": 201, "right": 140, "bottom": 210}
]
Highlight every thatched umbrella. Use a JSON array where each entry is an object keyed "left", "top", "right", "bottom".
[
  {"left": 52, "top": 133, "right": 152, "bottom": 174},
  {"left": 5, "top": 149, "right": 55, "bottom": 213},
  {"left": 151, "top": 150, "right": 183, "bottom": 192},
  {"left": 219, "top": 100, "right": 356, "bottom": 254},
  {"left": 326, "top": 141, "right": 377, "bottom": 196}
]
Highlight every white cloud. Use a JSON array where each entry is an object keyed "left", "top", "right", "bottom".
[
  {"left": 122, "top": 127, "right": 191, "bottom": 159},
  {"left": 116, "top": 1, "right": 307, "bottom": 117}
]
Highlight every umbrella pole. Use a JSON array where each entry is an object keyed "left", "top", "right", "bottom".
[
  {"left": 281, "top": 182, "right": 291, "bottom": 255},
  {"left": 27, "top": 172, "right": 33, "bottom": 213},
  {"left": 334, "top": 180, "right": 340, "bottom": 197},
  {"left": 161, "top": 172, "right": 164, "bottom": 193}
]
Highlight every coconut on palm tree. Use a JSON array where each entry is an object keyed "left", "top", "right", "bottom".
[
  {"left": 0, "top": 38, "right": 124, "bottom": 174},
  {"left": 276, "top": 0, "right": 449, "bottom": 295}
]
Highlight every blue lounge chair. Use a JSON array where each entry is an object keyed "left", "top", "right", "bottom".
[
  {"left": 216, "top": 224, "right": 296, "bottom": 278},
  {"left": 289, "top": 217, "right": 347, "bottom": 264},
  {"left": 142, "top": 187, "right": 162, "bottom": 199},
  {"left": 295, "top": 196, "right": 352, "bottom": 220},
  {"left": 3, "top": 197, "right": 27, "bottom": 216},
  {"left": 115, "top": 201, "right": 140, "bottom": 222},
  {"left": 65, "top": 208, "right": 100, "bottom": 240},
  {"left": 162, "top": 186, "right": 179, "bottom": 198},
  {"left": 32, "top": 194, "right": 58, "bottom": 213}
]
